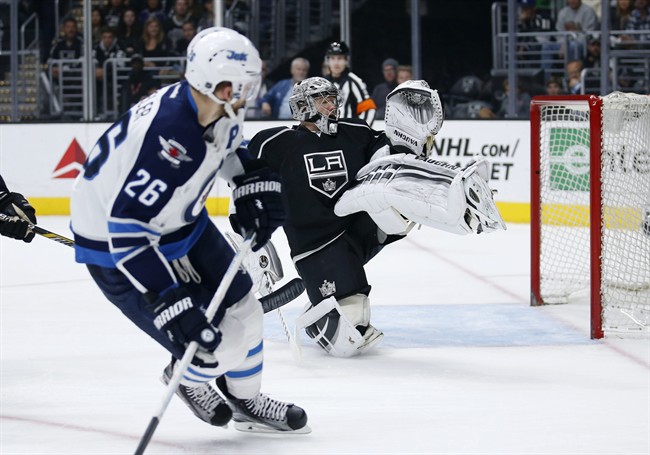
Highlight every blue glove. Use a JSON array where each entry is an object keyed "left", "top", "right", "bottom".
[
  {"left": 145, "top": 287, "right": 221, "bottom": 353},
  {"left": 0, "top": 191, "right": 37, "bottom": 243},
  {"left": 232, "top": 164, "right": 286, "bottom": 251}
]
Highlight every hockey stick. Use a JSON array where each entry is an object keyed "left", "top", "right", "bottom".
[
  {"left": 0, "top": 213, "right": 74, "bottom": 247},
  {"left": 278, "top": 307, "right": 302, "bottom": 364},
  {"left": 134, "top": 232, "right": 255, "bottom": 455},
  {"left": 260, "top": 278, "right": 305, "bottom": 313}
]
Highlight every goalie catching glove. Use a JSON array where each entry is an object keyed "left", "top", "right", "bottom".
[
  {"left": 385, "top": 80, "right": 444, "bottom": 158},
  {"left": 0, "top": 190, "right": 37, "bottom": 242},
  {"left": 334, "top": 154, "right": 506, "bottom": 235},
  {"left": 232, "top": 160, "right": 286, "bottom": 252}
]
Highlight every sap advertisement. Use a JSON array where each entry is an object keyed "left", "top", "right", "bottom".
[{"left": 0, "top": 120, "right": 531, "bottom": 221}]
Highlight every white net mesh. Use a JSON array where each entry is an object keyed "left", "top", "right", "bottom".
[{"left": 537, "top": 93, "right": 650, "bottom": 335}]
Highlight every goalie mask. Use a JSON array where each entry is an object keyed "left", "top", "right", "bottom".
[
  {"left": 289, "top": 77, "right": 341, "bottom": 135},
  {"left": 385, "top": 80, "right": 444, "bottom": 157}
]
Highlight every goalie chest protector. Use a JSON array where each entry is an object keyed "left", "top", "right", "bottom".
[{"left": 247, "top": 119, "right": 389, "bottom": 256}]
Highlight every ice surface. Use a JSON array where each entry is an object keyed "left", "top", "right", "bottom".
[{"left": 1, "top": 217, "right": 648, "bottom": 454}]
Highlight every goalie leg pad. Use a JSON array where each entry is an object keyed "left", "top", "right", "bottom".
[{"left": 295, "top": 295, "right": 382, "bottom": 358}]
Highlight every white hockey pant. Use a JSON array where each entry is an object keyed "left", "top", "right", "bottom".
[
  {"left": 178, "top": 291, "right": 264, "bottom": 399},
  {"left": 334, "top": 154, "right": 506, "bottom": 235}
]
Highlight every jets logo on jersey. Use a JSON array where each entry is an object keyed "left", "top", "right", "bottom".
[
  {"left": 158, "top": 136, "right": 192, "bottom": 168},
  {"left": 303, "top": 150, "right": 348, "bottom": 198}
]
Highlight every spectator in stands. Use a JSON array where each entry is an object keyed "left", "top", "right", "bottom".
[
  {"left": 517, "top": 0, "right": 554, "bottom": 65},
  {"left": 565, "top": 59, "right": 584, "bottom": 93},
  {"left": 622, "top": 0, "right": 650, "bottom": 45},
  {"left": 174, "top": 19, "right": 197, "bottom": 56},
  {"left": 556, "top": 0, "right": 600, "bottom": 34},
  {"left": 118, "top": 8, "right": 142, "bottom": 56},
  {"left": 197, "top": 0, "right": 214, "bottom": 31},
  {"left": 582, "top": 36, "right": 601, "bottom": 67},
  {"left": 396, "top": 65, "right": 413, "bottom": 84},
  {"left": 94, "top": 27, "right": 126, "bottom": 112},
  {"left": 611, "top": 0, "right": 634, "bottom": 30},
  {"left": 49, "top": 16, "right": 83, "bottom": 80},
  {"left": 545, "top": 76, "right": 565, "bottom": 95},
  {"left": 137, "top": 16, "right": 173, "bottom": 69},
  {"left": 103, "top": 0, "right": 127, "bottom": 29},
  {"left": 185, "top": 0, "right": 203, "bottom": 19},
  {"left": 496, "top": 78, "right": 531, "bottom": 119},
  {"left": 124, "top": 53, "right": 159, "bottom": 108},
  {"left": 325, "top": 41, "right": 376, "bottom": 126},
  {"left": 91, "top": 7, "right": 106, "bottom": 46},
  {"left": 165, "top": 0, "right": 195, "bottom": 50},
  {"left": 370, "top": 58, "right": 399, "bottom": 119},
  {"left": 259, "top": 57, "right": 310, "bottom": 119},
  {"left": 542, "top": 0, "right": 599, "bottom": 74},
  {"left": 138, "top": 0, "right": 167, "bottom": 25}
]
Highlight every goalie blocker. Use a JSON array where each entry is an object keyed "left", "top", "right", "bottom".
[{"left": 334, "top": 154, "right": 507, "bottom": 235}]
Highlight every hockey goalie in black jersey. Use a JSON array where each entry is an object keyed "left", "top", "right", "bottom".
[{"left": 245, "top": 77, "right": 506, "bottom": 358}]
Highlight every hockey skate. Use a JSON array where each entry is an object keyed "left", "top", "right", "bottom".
[
  {"left": 162, "top": 362, "right": 232, "bottom": 427},
  {"left": 216, "top": 377, "right": 311, "bottom": 434}
]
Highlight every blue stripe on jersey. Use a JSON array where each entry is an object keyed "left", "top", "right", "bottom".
[
  {"left": 108, "top": 221, "right": 160, "bottom": 236},
  {"left": 247, "top": 340, "right": 263, "bottom": 357},
  {"left": 224, "top": 362, "right": 263, "bottom": 379},
  {"left": 73, "top": 211, "right": 209, "bottom": 267}
]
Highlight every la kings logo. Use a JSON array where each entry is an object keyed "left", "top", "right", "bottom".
[{"left": 303, "top": 150, "right": 348, "bottom": 198}]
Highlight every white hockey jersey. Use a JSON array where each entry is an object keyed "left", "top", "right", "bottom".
[{"left": 71, "top": 81, "right": 249, "bottom": 294}]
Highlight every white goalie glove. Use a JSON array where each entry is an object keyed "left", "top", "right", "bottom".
[
  {"left": 385, "top": 80, "right": 444, "bottom": 157},
  {"left": 334, "top": 154, "right": 507, "bottom": 235},
  {"left": 225, "top": 231, "right": 284, "bottom": 296}
]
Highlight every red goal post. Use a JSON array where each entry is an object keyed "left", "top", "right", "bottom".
[{"left": 530, "top": 93, "right": 650, "bottom": 339}]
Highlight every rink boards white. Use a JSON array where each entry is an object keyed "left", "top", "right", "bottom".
[{"left": 0, "top": 120, "right": 530, "bottom": 222}]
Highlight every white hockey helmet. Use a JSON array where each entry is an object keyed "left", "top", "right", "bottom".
[
  {"left": 185, "top": 27, "right": 262, "bottom": 112},
  {"left": 385, "top": 80, "right": 444, "bottom": 157},
  {"left": 289, "top": 76, "right": 340, "bottom": 135}
]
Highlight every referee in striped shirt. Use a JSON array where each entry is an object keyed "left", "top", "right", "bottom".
[{"left": 325, "top": 41, "right": 377, "bottom": 126}]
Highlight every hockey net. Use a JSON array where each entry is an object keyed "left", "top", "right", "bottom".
[{"left": 530, "top": 93, "right": 650, "bottom": 339}]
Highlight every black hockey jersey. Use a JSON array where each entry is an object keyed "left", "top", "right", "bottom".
[{"left": 247, "top": 118, "right": 388, "bottom": 259}]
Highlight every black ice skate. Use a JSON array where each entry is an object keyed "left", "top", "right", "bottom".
[
  {"left": 216, "top": 377, "right": 310, "bottom": 434},
  {"left": 162, "top": 362, "right": 232, "bottom": 427}
]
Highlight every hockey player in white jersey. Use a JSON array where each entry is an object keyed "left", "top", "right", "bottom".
[{"left": 70, "top": 27, "right": 309, "bottom": 434}]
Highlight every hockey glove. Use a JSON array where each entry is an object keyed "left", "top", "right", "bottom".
[
  {"left": 232, "top": 163, "right": 286, "bottom": 252},
  {"left": 145, "top": 287, "right": 222, "bottom": 354},
  {"left": 0, "top": 191, "right": 37, "bottom": 242}
]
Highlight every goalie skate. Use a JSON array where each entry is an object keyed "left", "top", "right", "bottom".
[{"left": 161, "top": 362, "right": 232, "bottom": 427}]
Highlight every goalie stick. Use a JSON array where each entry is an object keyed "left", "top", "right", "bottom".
[
  {"left": 0, "top": 213, "right": 74, "bottom": 247},
  {"left": 0, "top": 213, "right": 305, "bottom": 313}
]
